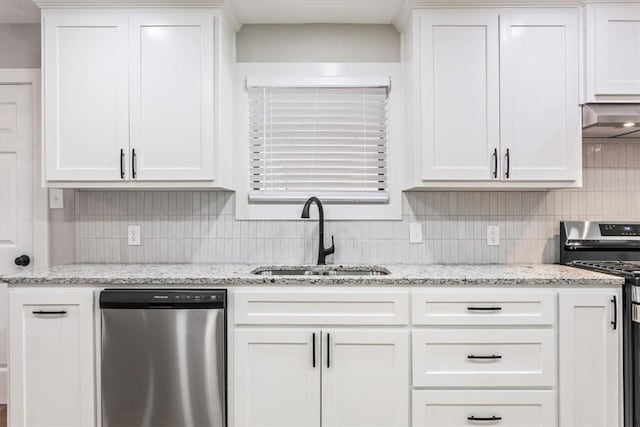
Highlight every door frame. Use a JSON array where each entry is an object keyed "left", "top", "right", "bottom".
[{"left": 0, "top": 68, "right": 48, "bottom": 271}]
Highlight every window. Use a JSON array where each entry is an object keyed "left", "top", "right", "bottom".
[{"left": 248, "top": 78, "right": 389, "bottom": 203}]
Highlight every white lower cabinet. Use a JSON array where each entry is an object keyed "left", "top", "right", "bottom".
[
  {"left": 233, "top": 328, "right": 409, "bottom": 427},
  {"left": 558, "top": 291, "right": 622, "bottom": 427},
  {"left": 8, "top": 288, "right": 95, "bottom": 427},
  {"left": 412, "top": 390, "right": 556, "bottom": 427}
]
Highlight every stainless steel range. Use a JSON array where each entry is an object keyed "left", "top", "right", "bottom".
[{"left": 561, "top": 221, "right": 640, "bottom": 427}]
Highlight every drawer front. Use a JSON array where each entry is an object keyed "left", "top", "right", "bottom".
[
  {"left": 413, "top": 390, "right": 556, "bottom": 427},
  {"left": 234, "top": 290, "right": 409, "bottom": 325},
  {"left": 412, "top": 329, "right": 555, "bottom": 387},
  {"left": 411, "top": 290, "right": 555, "bottom": 325}
]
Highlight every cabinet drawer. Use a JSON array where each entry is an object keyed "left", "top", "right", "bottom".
[
  {"left": 412, "top": 329, "right": 555, "bottom": 387},
  {"left": 413, "top": 390, "right": 556, "bottom": 427},
  {"left": 234, "top": 289, "right": 409, "bottom": 325},
  {"left": 411, "top": 290, "right": 555, "bottom": 325}
]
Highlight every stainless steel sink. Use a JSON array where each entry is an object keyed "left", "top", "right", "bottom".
[{"left": 251, "top": 266, "right": 391, "bottom": 277}]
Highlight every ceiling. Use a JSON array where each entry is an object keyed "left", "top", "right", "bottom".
[{"left": 0, "top": 0, "right": 40, "bottom": 23}]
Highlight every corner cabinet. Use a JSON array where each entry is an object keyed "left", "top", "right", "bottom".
[
  {"left": 42, "top": 9, "right": 234, "bottom": 187},
  {"left": 406, "top": 8, "right": 581, "bottom": 189},
  {"left": 8, "top": 288, "right": 95, "bottom": 427}
]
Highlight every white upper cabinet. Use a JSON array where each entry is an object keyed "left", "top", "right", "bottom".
[
  {"left": 418, "top": 11, "right": 500, "bottom": 181},
  {"left": 406, "top": 8, "right": 581, "bottom": 188},
  {"left": 585, "top": 3, "right": 640, "bottom": 102},
  {"left": 500, "top": 10, "right": 580, "bottom": 182},
  {"left": 129, "top": 13, "right": 215, "bottom": 181},
  {"left": 43, "top": 13, "right": 129, "bottom": 181}
]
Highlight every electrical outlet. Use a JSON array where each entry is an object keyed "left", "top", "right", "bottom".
[
  {"left": 128, "top": 225, "right": 141, "bottom": 246},
  {"left": 487, "top": 225, "right": 500, "bottom": 246},
  {"left": 49, "top": 189, "right": 64, "bottom": 209},
  {"left": 410, "top": 223, "right": 423, "bottom": 244}
]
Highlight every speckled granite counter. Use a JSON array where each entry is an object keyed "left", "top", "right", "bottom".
[{"left": 0, "top": 264, "right": 624, "bottom": 287}]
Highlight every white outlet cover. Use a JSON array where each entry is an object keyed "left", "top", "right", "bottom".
[
  {"left": 487, "top": 225, "right": 500, "bottom": 246},
  {"left": 410, "top": 223, "right": 423, "bottom": 244},
  {"left": 49, "top": 188, "right": 64, "bottom": 209},
  {"left": 128, "top": 225, "right": 141, "bottom": 246}
]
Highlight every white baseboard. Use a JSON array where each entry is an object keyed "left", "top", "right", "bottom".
[{"left": 0, "top": 365, "right": 6, "bottom": 404}]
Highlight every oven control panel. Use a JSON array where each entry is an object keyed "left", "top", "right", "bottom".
[{"left": 599, "top": 224, "right": 640, "bottom": 237}]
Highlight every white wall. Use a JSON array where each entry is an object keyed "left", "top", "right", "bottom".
[
  {"left": 236, "top": 24, "right": 400, "bottom": 62},
  {"left": 0, "top": 23, "right": 40, "bottom": 68}
]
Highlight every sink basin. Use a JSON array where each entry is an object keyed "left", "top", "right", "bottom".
[{"left": 251, "top": 265, "right": 391, "bottom": 277}]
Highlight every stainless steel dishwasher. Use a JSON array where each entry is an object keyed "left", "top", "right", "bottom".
[{"left": 100, "top": 289, "right": 226, "bottom": 427}]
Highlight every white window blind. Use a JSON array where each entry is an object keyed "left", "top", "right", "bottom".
[{"left": 248, "top": 81, "right": 389, "bottom": 203}]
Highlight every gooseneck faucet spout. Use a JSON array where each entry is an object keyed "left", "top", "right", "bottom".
[{"left": 301, "top": 197, "right": 335, "bottom": 265}]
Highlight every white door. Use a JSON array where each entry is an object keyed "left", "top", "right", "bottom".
[
  {"left": 321, "top": 329, "right": 409, "bottom": 427},
  {"left": 9, "top": 289, "right": 95, "bottom": 427},
  {"left": 499, "top": 10, "right": 580, "bottom": 182},
  {"left": 0, "top": 84, "right": 34, "bottom": 404},
  {"left": 591, "top": 4, "right": 640, "bottom": 96},
  {"left": 43, "top": 13, "right": 129, "bottom": 181},
  {"left": 418, "top": 11, "right": 500, "bottom": 181},
  {"left": 234, "top": 329, "right": 321, "bottom": 427},
  {"left": 558, "top": 291, "right": 622, "bottom": 427},
  {"left": 129, "top": 12, "right": 215, "bottom": 181}
]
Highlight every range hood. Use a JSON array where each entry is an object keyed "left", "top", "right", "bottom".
[{"left": 583, "top": 104, "right": 640, "bottom": 138}]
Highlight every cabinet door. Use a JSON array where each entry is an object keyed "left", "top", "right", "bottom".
[
  {"left": 589, "top": 4, "right": 640, "bottom": 97},
  {"left": 418, "top": 11, "right": 500, "bottom": 181},
  {"left": 43, "top": 12, "right": 129, "bottom": 181},
  {"left": 8, "top": 289, "right": 95, "bottom": 427},
  {"left": 559, "top": 291, "right": 622, "bottom": 427},
  {"left": 234, "top": 329, "right": 320, "bottom": 427},
  {"left": 500, "top": 10, "right": 580, "bottom": 182},
  {"left": 322, "top": 329, "right": 409, "bottom": 427},
  {"left": 129, "top": 12, "right": 215, "bottom": 181}
]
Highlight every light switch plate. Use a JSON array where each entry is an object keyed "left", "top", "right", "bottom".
[
  {"left": 128, "top": 225, "right": 141, "bottom": 246},
  {"left": 410, "top": 223, "right": 423, "bottom": 244},
  {"left": 49, "top": 189, "right": 64, "bottom": 209},
  {"left": 487, "top": 225, "right": 500, "bottom": 246}
]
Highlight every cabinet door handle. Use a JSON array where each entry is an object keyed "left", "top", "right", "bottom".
[
  {"left": 492, "top": 148, "right": 498, "bottom": 179},
  {"left": 32, "top": 310, "right": 67, "bottom": 316},
  {"left": 612, "top": 295, "right": 617, "bottom": 330},
  {"left": 327, "top": 333, "right": 331, "bottom": 368},
  {"left": 468, "top": 354, "right": 502, "bottom": 360},
  {"left": 505, "top": 148, "right": 511, "bottom": 179},
  {"left": 468, "top": 415, "right": 502, "bottom": 422},
  {"left": 467, "top": 306, "right": 502, "bottom": 312},
  {"left": 132, "top": 149, "right": 137, "bottom": 179},
  {"left": 312, "top": 333, "right": 316, "bottom": 368},
  {"left": 120, "top": 149, "right": 125, "bottom": 179}
]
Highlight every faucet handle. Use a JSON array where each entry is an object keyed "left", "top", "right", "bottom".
[{"left": 325, "top": 236, "right": 335, "bottom": 255}]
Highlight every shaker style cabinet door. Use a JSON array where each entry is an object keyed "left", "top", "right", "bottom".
[
  {"left": 558, "top": 291, "right": 622, "bottom": 427},
  {"left": 129, "top": 12, "right": 216, "bottom": 181},
  {"left": 234, "top": 329, "right": 321, "bottom": 427},
  {"left": 499, "top": 10, "right": 580, "bottom": 182},
  {"left": 8, "top": 289, "right": 95, "bottom": 427},
  {"left": 43, "top": 12, "right": 129, "bottom": 181},
  {"left": 418, "top": 11, "right": 500, "bottom": 181},
  {"left": 321, "top": 329, "right": 409, "bottom": 427}
]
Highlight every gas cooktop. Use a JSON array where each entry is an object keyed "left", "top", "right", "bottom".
[{"left": 570, "top": 260, "right": 640, "bottom": 279}]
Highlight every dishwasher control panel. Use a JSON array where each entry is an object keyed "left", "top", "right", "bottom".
[{"left": 100, "top": 289, "right": 226, "bottom": 309}]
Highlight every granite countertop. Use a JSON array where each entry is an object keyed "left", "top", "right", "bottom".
[{"left": 0, "top": 263, "right": 624, "bottom": 287}]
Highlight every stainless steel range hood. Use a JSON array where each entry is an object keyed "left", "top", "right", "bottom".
[{"left": 583, "top": 104, "right": 640, "bottom": 138}]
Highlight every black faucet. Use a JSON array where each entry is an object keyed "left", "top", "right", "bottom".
[{"left": 301, "top": 197, "right": 335, "bottom": 265}]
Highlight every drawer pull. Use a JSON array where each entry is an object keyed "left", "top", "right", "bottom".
[
  {"left": 468, "top": 415, "right": 502, "bottom": 422},
  {"left": 467, "top": 306, "right": 502, "bottom": 312},
  {"left": 467, "top": 354, "right": 502, "bottom": 360},
  {"left": 32, "top": 310, "right": 67, "bottom": 316}
]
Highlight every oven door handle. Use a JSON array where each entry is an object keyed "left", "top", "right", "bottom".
[{"left": 611, "top": 295, "right": 617, "bottom": 330}]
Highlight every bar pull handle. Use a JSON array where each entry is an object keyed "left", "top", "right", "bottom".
[
  {"left": 312, "top": 333, "right": 316, "bottom": 368},
  {"left": 327, "top": 333, "right": 331, "bottom": 368},
  {"left": 132, "top": 149, "right": 137, "bottom": 179},
  {"left": 120, "top": 149, "right": 125, "bottom": 179},
  {"left": 612, "top": 295, "right": 617, "bottom": 330},
  {"left": 467, "top": 306, "right": 502, "bottom": 312},
  {"left": 32, "top": 310, "right": 67, "bottom": 316},
  {"left": 505, "top": 148, "right": 511, "bottom": 179},
  {"left": 468, "top": 354, "right": 502, "bottom": 360},
  {"left": 468, "top": 415, "right": 502, "bottom": 422},
  {"left": 492, "top": 148, "right": 498, "bottom": 179}
]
